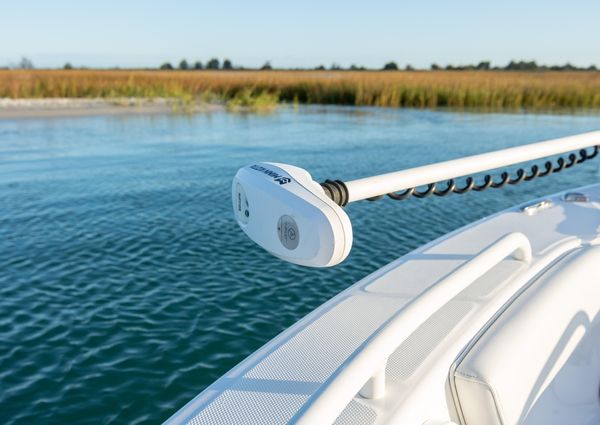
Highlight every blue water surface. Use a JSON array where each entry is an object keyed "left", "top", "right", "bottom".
[{"left": 1, "top": 106, "right": 599, "bottom": 424}]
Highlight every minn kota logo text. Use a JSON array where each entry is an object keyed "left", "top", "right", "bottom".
[{"left": 250, "top": 165, "right": 292, "bottom": 185}]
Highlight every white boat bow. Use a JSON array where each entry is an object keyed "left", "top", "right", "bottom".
[{"left": 167, "top": 132, "right": 600, "bottom": 425}]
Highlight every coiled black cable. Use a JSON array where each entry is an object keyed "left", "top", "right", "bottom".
[{"left": 365, "top": 146, "right": 599, "bottom": 202}]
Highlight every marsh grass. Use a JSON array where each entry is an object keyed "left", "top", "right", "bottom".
[
  {"left": 1, "top": 70, "right": 600, "bottom": 110},
  {"left": 226, "top": 88, "right": 279, "bottom": 112}
]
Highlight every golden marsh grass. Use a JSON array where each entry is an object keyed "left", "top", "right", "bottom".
[{"left": 1, "top": 69, "right": 600, "bottom": 110}]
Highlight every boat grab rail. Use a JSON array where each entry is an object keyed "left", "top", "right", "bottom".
[{"left": 293, "top": 232, "right": 532, "bottom": 425}]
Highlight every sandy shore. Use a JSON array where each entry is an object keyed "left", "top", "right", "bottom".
[{"left": 0, "top": 98, "right": 225, "bottom": 119}]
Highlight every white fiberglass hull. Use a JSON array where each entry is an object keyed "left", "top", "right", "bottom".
[{"left": 167, "top": 183, "right": 600, "bottom": 425}]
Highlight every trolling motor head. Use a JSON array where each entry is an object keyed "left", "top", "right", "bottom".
[{"left": 232, "top": 162, "right": 352, "bottom": 267}]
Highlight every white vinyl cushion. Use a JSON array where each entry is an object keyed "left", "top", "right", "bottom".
[{"left": 453, "top": 245, "right": 600, "bottom": 425}]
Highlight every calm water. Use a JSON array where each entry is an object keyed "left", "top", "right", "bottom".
[{"left": 1, "top": 106, "right": 599, "bottom": 424}]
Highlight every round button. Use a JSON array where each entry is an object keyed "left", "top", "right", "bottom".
[{"left": 277, "top": 215, "right": 299, "bottom": 250}]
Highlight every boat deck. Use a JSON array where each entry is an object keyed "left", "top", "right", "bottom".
[{"left": 167, "top": 184, "right": 600, "bottom": 425}]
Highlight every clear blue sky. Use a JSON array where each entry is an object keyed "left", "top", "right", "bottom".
[{"left": 2, "top": 0, "right": 599, "bottom": 69}]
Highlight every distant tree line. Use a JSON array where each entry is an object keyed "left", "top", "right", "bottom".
[
  {"left": 386, "top": 60, "right": 596, "bottom": 71},
  {"left": 429, "top": 60, "right": 597, "bottom": 72},
  {"left": 3, "top": 56, "right": 598, "bottom": 72},
  {"left": 158, "top": 58, "right": 274, "bottom": 71},
  {"left": 157, "top": 59, "right": 598, "bottom": 72}
]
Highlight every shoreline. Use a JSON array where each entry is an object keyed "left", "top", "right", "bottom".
[
  {"left": 0, "top": 98, "right": 225, "bottom": 119},
  {"left": 2, "top": 98, "right": 600, "bottom": 120}
]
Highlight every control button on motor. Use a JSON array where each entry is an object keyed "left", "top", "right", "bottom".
[
  {"left": 277, "top": 215, "right": 299, "bottom": 250},
  {"left": 235, "top": 183, "right": 250, "bottom": 224}
]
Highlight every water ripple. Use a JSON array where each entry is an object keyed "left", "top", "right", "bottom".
[{"left": 1, "top": 107, "right": 599, "bottom": 424}]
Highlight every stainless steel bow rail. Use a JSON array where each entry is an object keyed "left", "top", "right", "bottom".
[{"left": 320, "top": 132, "right": 600, "bottom": 206}]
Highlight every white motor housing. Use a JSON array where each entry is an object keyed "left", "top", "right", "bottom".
[{"left": 232, "top": 162, "right": 352, "bottom": 267}]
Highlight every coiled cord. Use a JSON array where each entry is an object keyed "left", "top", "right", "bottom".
[{"left": 366, "top": 146, "right": 599, "bottom": 202}]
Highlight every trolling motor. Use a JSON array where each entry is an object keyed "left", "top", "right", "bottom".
[
  {"left": 232, "top": 163, "right": 352, "bottom": 267},
  {"left": 232, "top": 131, "right": 600, "bottom": 267}
]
